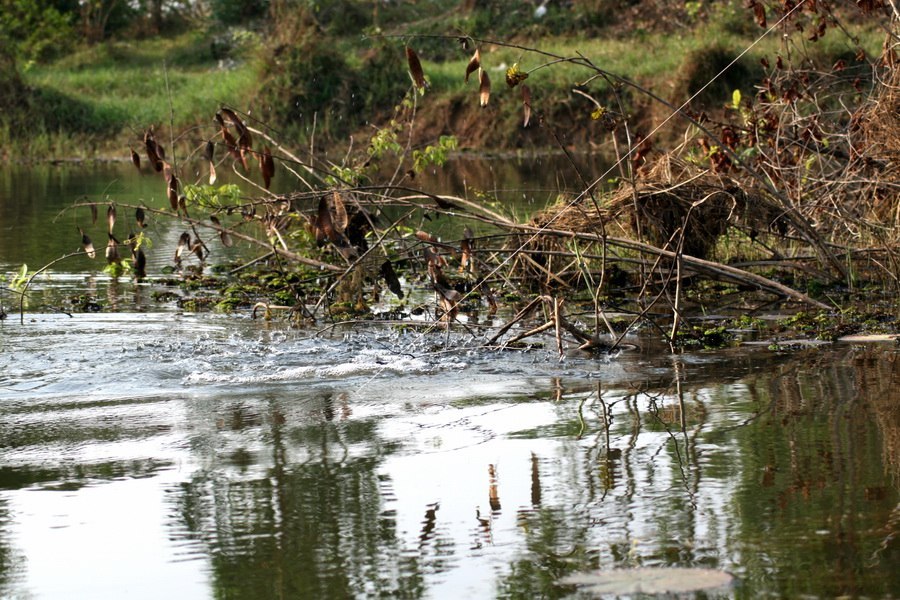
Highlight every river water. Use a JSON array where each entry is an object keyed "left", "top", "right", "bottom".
[{"left": 1, "top": 163, "right": 899, "bottom": 599}]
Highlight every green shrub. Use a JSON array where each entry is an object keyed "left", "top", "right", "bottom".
[
  {"left": 0, "top": 35, "right": 28, "bottom": 121},
  {"left": 0, "top": 0, "right": 74, "bottom": 63},
  {"left": 672, "top": 43, "right": 761, "bottom": 109},
  {"left": 259, "top": 33, "right": 406, "bottom": 140},
  {"left": 260, "top": 37, "right": 355, "bottom": 136},
  {"left": 309, "top": 0, "right": 371, "bottom": 35},
  {"left": 210, "top": 0, "right": 270, "bottom": 26}
]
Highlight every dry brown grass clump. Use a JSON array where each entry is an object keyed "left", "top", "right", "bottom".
[
  {"left": 850, "top": 64, "right": 900, "bottom": 223},
  {"left": 524, "top": 155, "right": 787, "bottom": 261}
]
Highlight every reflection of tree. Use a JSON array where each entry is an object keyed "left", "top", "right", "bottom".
[
  {"left": 172, "top": 392, "right": 425, "bottom": 599},
  {"left": 496, "top": 348, "right": 900, "bottom": 598},
  {"left": 499, "top": 507, "right": 591, "bottom": 599},
  {"left": 730, "top": 347, "right": 900, "bottom": 598},
  {"left": 160, "top": 348, "right": 900, "bottom": 598},
  {"left": 0, "top": 497, "right": 23, "bottom": 595},
  {"left": 857, "top": 349, "right": 900, "bottom": 482}
]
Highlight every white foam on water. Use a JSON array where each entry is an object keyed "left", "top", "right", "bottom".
[{"left": 184, "top": 348, "right": 466, "bottom": 384}]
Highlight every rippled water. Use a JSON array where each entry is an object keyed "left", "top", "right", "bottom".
[
  {"left": 2, "top": 311, "right": 900, "bottom": 599},
  {"left": 2, "top": 163, "right": 900, "bottom": 599}
]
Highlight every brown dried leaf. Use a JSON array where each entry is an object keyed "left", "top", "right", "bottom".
[
  {"left": 79, "top": 227, "right": 96, "bottom": 259},
  {"left": 167, "top": 173, "right": 179, "bottom": 212},
  {"left": 222, "top": 129, "right": 241, "bottom": 161},
  {"left": 465, "top": 49, "right": 481, "bottom": 83},
  {"left": 191, "top": 237, "right": 204, "bottom": 262},
  {"left": 204, "top": 140, "right": 215, "bottom": 163},
  {"left": 220, "top": 107, "right": 248, "bottom": 138},
  {"left": 460, "top": 226, "right": 474, "bottom": 272},
  {"left": 238, "top": 130, "right": 252, "bottom": 153},
  {"left": 423, "top": 246, "right": 449, "bottom": 288},
  {"left": 107, "top": 204, "right": 116, "bottom": 236},
  {"left": 751, "top": 0, "right": 767, "bottom": 27},
  {"left": 106, "top": 235, "right": 121, "bottom": 264},
  {"left": 209, "top": 161, "right": 217, "bottom": 185},
  {"left": 379, "top": 261, "right": 404, "bottom": 299},
  {"left": 435, "top": 284, "right": 461, "bottom": 322},
  {"left": 316, "top": 195, "right": 335, "bottom": 245},
  {"left": 259, "top": 147, "right": 275, "bottom": 190},
  {"left": 174, "top": 232, "right": 190, "bottom": 262},
  {"left": 239, "top": 147, "right": 251, "bottom": 173},
  {"left": 406, "top": 46, "right": 427, "bottom": 90},
  {"left": 143, "top": 129, "right": 165, "bottom": 172},
  {"left": 136, "top": 207, "right": 146, "bottom": 229},
  {"left": 90, "top": 203, "right": 98, "bottom": 226},
  {"left": 130, "top": 148, "right": 141, "bottom": 171},
  {"left": 522, "top": 84, "right": 532, "bottom": 127},
  {"left": 483, "top": 280, "right": 498, "bottom": 316},
  {"left": 210, "top": 215, "right": 234, "bottom": 246},
  {"left": 220, "top": 107, "right": 252, "bottom": 160},
  {"left": 479, "top": 68, "right": 491, "bottom": 107},
  {"left": 416, "top": 230, "right": 439, "bottom": 244},
  {"left": 332, "top": 191, "right": 348, "bottom": 233},
  {"left": 133, "top": 247, "right": 146, "bottom": 279}
]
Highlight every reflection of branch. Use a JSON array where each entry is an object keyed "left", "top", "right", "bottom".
[
  {"left": 719, "top": 378, "right": 779, "bottom": 433},
  {"left": 647, "top": 398, "right": 695, "bottom": 508},
  {"left": 869, "top": 499, "right": 900, "bottom": 566},
  {"left": 18, "top": 250, "right": 87, "bottom": 324},
  {"left": 419, "top": 502, "right": 440, "bottom": 545},
  {"left": 530, "top": 452, "right": 542, "bottom": 507},
  {"left": 576, "top": 395, "right": 588, "bottom": 440},
  {"left": 488, "top": 464, "right": 501, "bottom": 512}
]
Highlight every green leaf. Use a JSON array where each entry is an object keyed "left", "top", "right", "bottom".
[{"left": 732, "top": 89, "right": 742, "bottom": 110}]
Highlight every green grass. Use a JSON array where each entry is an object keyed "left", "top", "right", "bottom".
[
  {"left": 4, "top": 12, "right": 887, "bottom": 161},
  {"left": 16, "top": 30, "right": 259, "bottom": 158},
  {"left": 424, "top": 21, "right": 884, "bottom": 95}
]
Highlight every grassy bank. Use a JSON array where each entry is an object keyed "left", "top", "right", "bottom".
[
  {"left": 7, "top": 30, "right": 259, "bottom": 160},
  {"left": 1, "top": 4, "right": 886, "bottom": 161}
]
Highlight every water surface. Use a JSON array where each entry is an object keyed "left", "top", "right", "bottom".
[
  {"left": 1, "top": 162, "right": 899, "bottom": 599},
  {"left": 3, "top": 311, "right": 900, "bottom": 598}
]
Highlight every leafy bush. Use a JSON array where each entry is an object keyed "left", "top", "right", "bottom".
[
  {"left": 209, "top": 0, "right": 270, "bottom": 26},
  {"left": 0, "top": 35, "right": 28, "bottom": 123},
  {"left": 308, "top": 0, "right": 371, "bottom": 35},
  {"left": 671, "top": 43, "right": 760, "bottom": 109},
  {"left": 260, "top": 34, "right": 406, "bottom": 140},
  {"left": 261, "top": 37, "right": 355, "bottom": 136},
  {"left": 0, "top": 0, "right": 74, "bottom": 63}
]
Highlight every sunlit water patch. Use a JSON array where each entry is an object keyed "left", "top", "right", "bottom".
[{"left": 2, "top": 310, "right": 900, "bottom": 598}]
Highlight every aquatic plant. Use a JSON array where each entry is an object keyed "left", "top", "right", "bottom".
[{"left": 29, "top": 1, "right": 900, "bottom": 354}]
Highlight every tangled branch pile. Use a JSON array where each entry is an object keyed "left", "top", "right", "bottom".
[{"left": 53, "top": 1, "right": 900, "bottom": 351}]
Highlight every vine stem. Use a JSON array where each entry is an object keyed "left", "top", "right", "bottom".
[{"left": 19, "top": 251, "right": 88, "bottom": 324}]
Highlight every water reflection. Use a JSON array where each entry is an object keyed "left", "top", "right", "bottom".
[
  {"left": 172, "top": 393, "right": 424, "bottom": 599},
  {"left": 0, "top": 318, "right": 899, "bottom": 597}
]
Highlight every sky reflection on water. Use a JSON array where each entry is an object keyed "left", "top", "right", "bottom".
[{"left": 1, "top": 312, "right": 899, "bottom": 599}]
